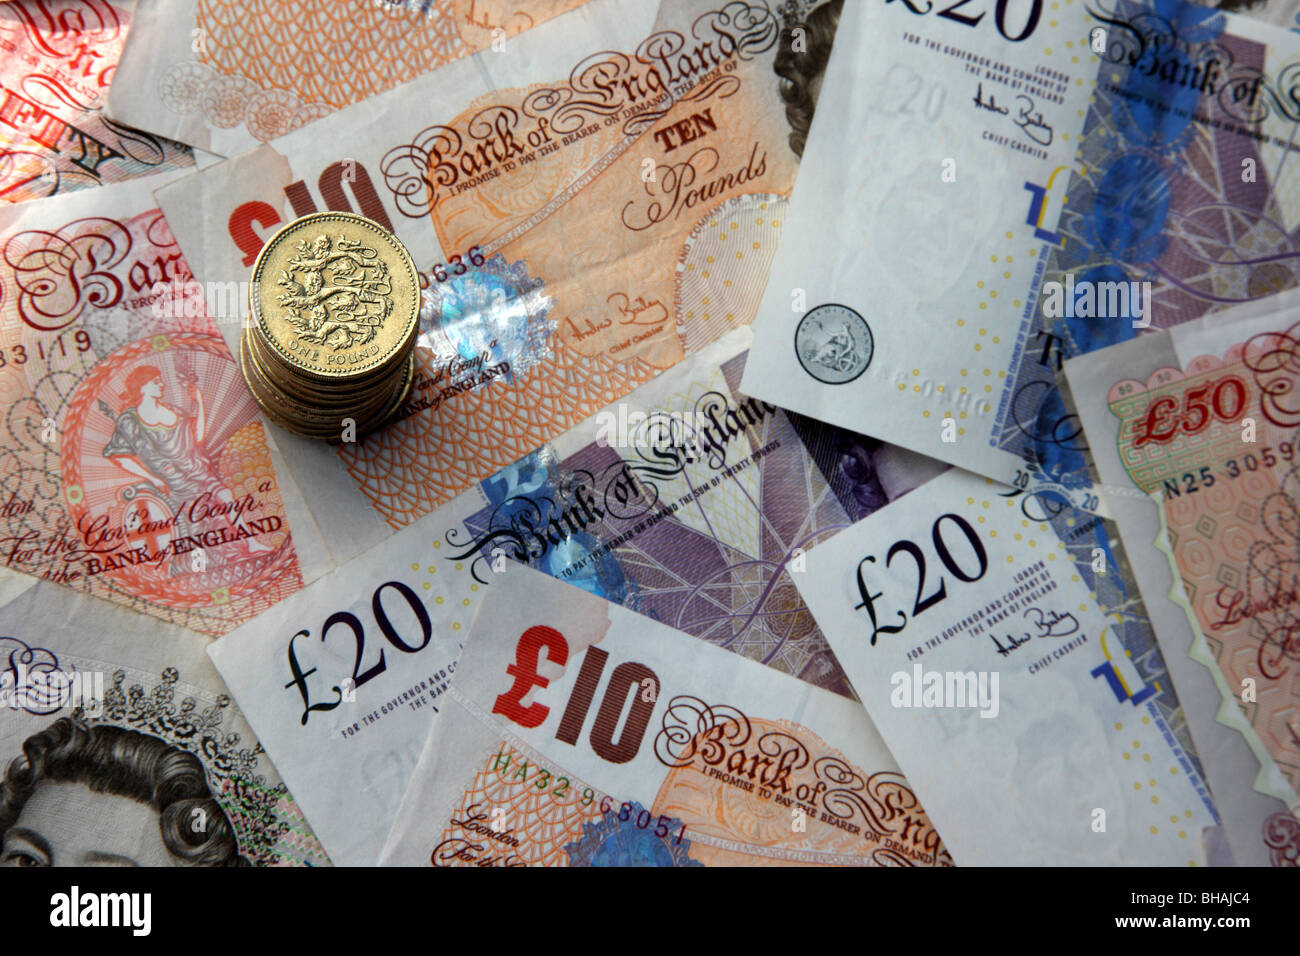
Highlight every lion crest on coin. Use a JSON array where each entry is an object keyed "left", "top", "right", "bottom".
[{"left": 275, "top": 233, "right": 392, "bottom": 350}]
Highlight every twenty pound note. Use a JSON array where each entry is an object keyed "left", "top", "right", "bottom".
[
  {"left": 156, "top": 0, "right": 848, "bottom": 565},
  {"left": 0, "top": 581, "right": 329, "bottom": 866},
  {"left": 432, "top": 326, "right": 945, "bottom": 697},
  {"left": 1067, "top": 289, "right": 1300, "bottom": 867},
  {"left": 379, "top": 561, "right": 951, "bottom": 867},
  {"left": 743, "top": 0, "right": 1300, "bottom": 512},
  {"left": 794, "top": 468, "right": 1220, "bottom": 865}
]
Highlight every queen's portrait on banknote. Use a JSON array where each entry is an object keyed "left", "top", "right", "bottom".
[
  {"left": 830, "top": 435, "right": 891, "bottom": 513},
  {"left": 773, "top": 0, "right": 842, "bottom": 157},
  {"left": 0, "top": 716, "right": 247, "bottom": 867},
  {"left": 0, "top": 588, "right": 330, "bottom": 869}
]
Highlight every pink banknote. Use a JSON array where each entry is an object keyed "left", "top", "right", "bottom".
[
  {"left": 1069, "top": 296, "right": 1300, "bottom": 866},
  {"left": 1108, "top": 332, "right": 1300, "bottom": 794},
  {"left": 0, "top": 172, "right": 309, "bottom": 634},
  {"left": 0, "top": 0, "right": 193, "bottom": 204}
]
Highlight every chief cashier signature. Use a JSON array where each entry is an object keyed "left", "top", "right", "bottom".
[
  {"left": 989, "top": 605, "right": 1080, "bottom": 656},
  {"left": 973, "top": 82, "right": 1054, "bottom": 147}
]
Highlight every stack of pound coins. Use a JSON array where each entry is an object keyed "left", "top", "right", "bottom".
[{"left": 240, "top": 211, "right": 420, "bottom": 441}]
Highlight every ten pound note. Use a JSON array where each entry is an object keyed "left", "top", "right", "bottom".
[
  {"left": 743, "top": 0, "right": 1300, "bottom": 513},
  {"left": 0, "top": 582, "right": 329, "bottom": 867},
  {"left": 1067, "top": 288, "right": 1300, "bottom": 867},
  {"left": 794, "top": 469, "right": 1219, "bottom": 865},
  {"left": 156, "top": 0, "right": 848, "bottom": 566},
  {"left": 378, "top": 561, "right": 951, "bottom": 867},
  {"left": 0, "top": 172, "right": 328, "bottom": 634},
  {"left": 106, "top": 0, "right": 591, "bottom": 157}
]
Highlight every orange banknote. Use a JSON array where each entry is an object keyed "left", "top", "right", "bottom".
[
  {"left": 157, "top": 0, "right": 845, "bottom": 563},
  {"left": 106, "top": 0, "right": 593, "bottom": 156},
  {"left": 0, "top": 171, "right": 327, "bottom": 634},
  {"left": 0, "top": 0, "right": 193, "bottom": 204},
  {"left": 379, "top": 562, "right": 950, "bottom": 867}
]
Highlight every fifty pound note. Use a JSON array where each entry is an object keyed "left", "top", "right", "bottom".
[
  {"left": 106, "top": 0, "right": 591, "bottom": 156},
  {"left": 0, "top": 173, "right": 326, "bottom": 634},
  {"left": 743, "top": 0, "right": 1300, "bottom": 512},
  {"left": 379, "top": 561, "right": 951, "bottom": 867},
  {"left": 794, "top": 469, "right": 1219, "bottom": 865},
  {"left": 1067, "top": 291, "right": 1300, "bottom": 866},
  {"left": 0, "top": 582, "right": 329, "bottom": 866},
  {"left": 0, "top": 0, "right": 193, "bottom": 204},
  {"left": 157, "top": 0, "right": 848, "bottom": 564}
]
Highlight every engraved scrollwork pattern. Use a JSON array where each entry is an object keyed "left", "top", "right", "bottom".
[
  {"left": 1243, "top": 322, "right": 1300, "bottom": 430},
  {"left": 2, "top": 216, "right": 131, "bottom": 332},
  {"left": 1263, "top": 811, "right": 1300, "bottom": 867},
  {"left": 654, "top": 694, "right": 752, "bottom": 767}
]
